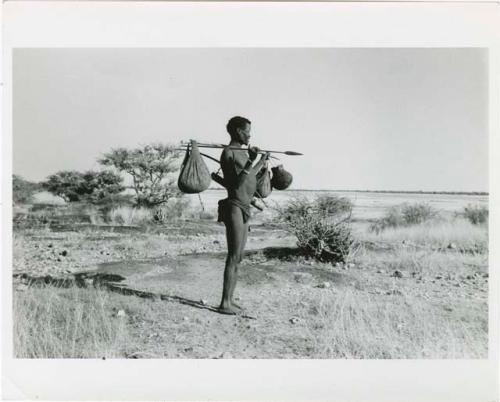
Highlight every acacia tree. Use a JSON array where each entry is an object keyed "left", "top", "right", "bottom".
[
  {"left": 43, "top": 170, "right": 124, "bottom": 203},
  {"left": 98, "top": 143, "right": 182, "bottom": 207}
]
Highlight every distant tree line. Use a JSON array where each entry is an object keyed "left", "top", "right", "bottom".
[
  {"left": 13, "top": 143, "right": 182, "bottom": 207},
  {"left": 288, "top": 189, "right": 489, "bottom": 196}
]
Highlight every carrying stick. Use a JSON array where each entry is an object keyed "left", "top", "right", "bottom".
[{"left": 180, "top": 141, "right": 303, "bottom": 156}]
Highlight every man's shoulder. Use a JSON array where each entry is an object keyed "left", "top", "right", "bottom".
[
  {"left": 221, "top": 147, "right": 248, "bottom": 169},
  {"left": 220, "top": 146, "right": 235, "bottom": 160}
]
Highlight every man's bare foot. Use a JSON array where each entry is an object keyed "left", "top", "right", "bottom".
[{"left": 218, "top": 304, "right": 239, "bottom": 315}]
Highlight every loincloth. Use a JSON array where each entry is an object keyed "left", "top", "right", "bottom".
[{"left": 217, "top": 198, "right": 251, "bottom": 224}]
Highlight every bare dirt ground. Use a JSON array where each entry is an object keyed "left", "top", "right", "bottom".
[{"left": 12, "top": 218, "right": 488, "bottom": 359}]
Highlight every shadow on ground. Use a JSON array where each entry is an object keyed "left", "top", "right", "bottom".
[{"left": 14, "top": 246, "right": 346, "bottom": 320}]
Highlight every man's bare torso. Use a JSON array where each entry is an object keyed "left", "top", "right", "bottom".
[{"left": 220, "top": 147, "right": 256, "bottom": 206}]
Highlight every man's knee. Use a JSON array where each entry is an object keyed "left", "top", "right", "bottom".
[{"left": 227, "top": 251, "right": 241, "bottom": 264}]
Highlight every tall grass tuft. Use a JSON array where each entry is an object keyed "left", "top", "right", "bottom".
[{"left": 14, "top": 286, "right": 128, "bottom": 358}]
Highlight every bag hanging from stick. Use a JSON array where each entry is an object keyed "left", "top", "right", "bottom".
[
  {"left": 271, "top": 164, "right": 293, "bottom": 190},
  {"left": 177, "top": 141, "right": 212, "bottom": 194},
  {"left": 255, "top": 166, "right": 272, "bottom": 198}
]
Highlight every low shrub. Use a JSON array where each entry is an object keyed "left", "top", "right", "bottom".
[
  {"left": 276, "top": 194, "right": 353, "bottom": 223},
  {"left": 315, "top": 194, "right": 353, "bottom": 216},
  {"left": 402, "top": 203, "right": 438, "bottom": 225},
  {"left": 277, "top": 196, "right": 354, "bottom": 263},
  {"left": 370, "top": 202, "right": 439, "bottom": 233},
  {"left": 276, "top": 196, "right": 314, "bottom": 222},
  {"left": 291, "top": 216, "right": 353, "bottom": 263},
  {"left": 462, "top": 204, "right": 488, "bottom": 225}
]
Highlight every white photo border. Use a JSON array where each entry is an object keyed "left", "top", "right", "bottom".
[{"left": 2, "top": 2, "right": 499, "bottom": 401}]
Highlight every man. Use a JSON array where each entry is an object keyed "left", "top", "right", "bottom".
[{"left": 217, "top": 116, "right": 269, "bottom": 315}]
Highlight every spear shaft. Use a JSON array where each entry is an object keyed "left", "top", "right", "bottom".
[{"left": 180, "top": 141, "right": 303, "bottom": 156}]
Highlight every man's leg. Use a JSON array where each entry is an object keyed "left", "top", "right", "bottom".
[
  {"left": 239, "top": 221, "right": 249, "bottom": 263},
  {"left": 230, "top": 219, "right": 249, "bottom": 309},
  {"left": 219, "top": 205, "right": 245, "bottom": 315}
]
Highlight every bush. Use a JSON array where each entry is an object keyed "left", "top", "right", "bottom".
[
  {"left": 277, "top": 197, "right": 314, "bottom": 222},
  {"left": 370, "top": 202, "right": 438, "bottom": 233},
  {"left": 12, "top": 175, "right": 41, "bottom": 204},
  {"left": 462, "top": 204, "right": 488, "bottom": 225},
  {"left": 276, "top": 194, "right": 353, "bottom": 223},
  {"left": 402, "top": 203, "right": 438, "bottom": 225},
  {"left": 81, "top": 171, "right": 125, "bottom": 204},
  {"left": 42, "top": 171, "right": 86, "bottom": 202},
  {"left": 315, "top": 194, "right": 353, "bottom": 216},
  {"left": 43, "top": 170, "right": 124, "bottom": 203},
  {"left": 277, "top": 196, "right": 353, "bottom": 263},
  {"left": 291, "top": 217, "right": 353, "bottom": 263}
]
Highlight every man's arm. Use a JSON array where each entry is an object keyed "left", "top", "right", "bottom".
[
  {"left": 237, "top": 148, "right": 271, "bottom": 187},
  {"left": 221, "top": 149, "right": 251, "bottom": 188},
  {"left": 250, "top": 152, "right": 270, "bottom": 174},
  {"left": 221, "top": 148, "right": 266, "bottom": 189}
]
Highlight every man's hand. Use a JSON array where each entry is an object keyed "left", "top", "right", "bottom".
[{"left": 248, "top": 146, "right": 261, "bottom": 161}]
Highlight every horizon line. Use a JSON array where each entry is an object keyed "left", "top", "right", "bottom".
[{"left": 208, "top": 187, "right": 489, "bottom": 195}]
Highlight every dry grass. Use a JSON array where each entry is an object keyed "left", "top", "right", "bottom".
[
  {"left": 360, "top": 217, "right": 487, "bottom": 253},
  {"left": 106, "top": 199, "right": 206, "bottom": 225},
  {"left": 14, "top": 286, "right": 129, "bottom": 358},
  {"left": 293, "top": 215, "right": 488, "bottom": 358},
  {"left": 299, "top": 288, "right": 487, "bottom": 359},
  {"left": 12, "top": 206, "right": 489, "bottom": 359},
  {"left": 356, "top": 247, "right": 487, "bottom": 278}
]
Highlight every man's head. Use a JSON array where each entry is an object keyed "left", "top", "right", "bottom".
[{"left": 226, "top": 116, "right": 251, "bottom": 145}]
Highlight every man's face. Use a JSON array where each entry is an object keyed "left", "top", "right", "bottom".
[{"left": 236, "top": 123, "right": 251, "bottom": 145}]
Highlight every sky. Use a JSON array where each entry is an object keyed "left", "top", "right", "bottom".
[{"left": 13, "top": 48, "right": 488, "bottom": 191}]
